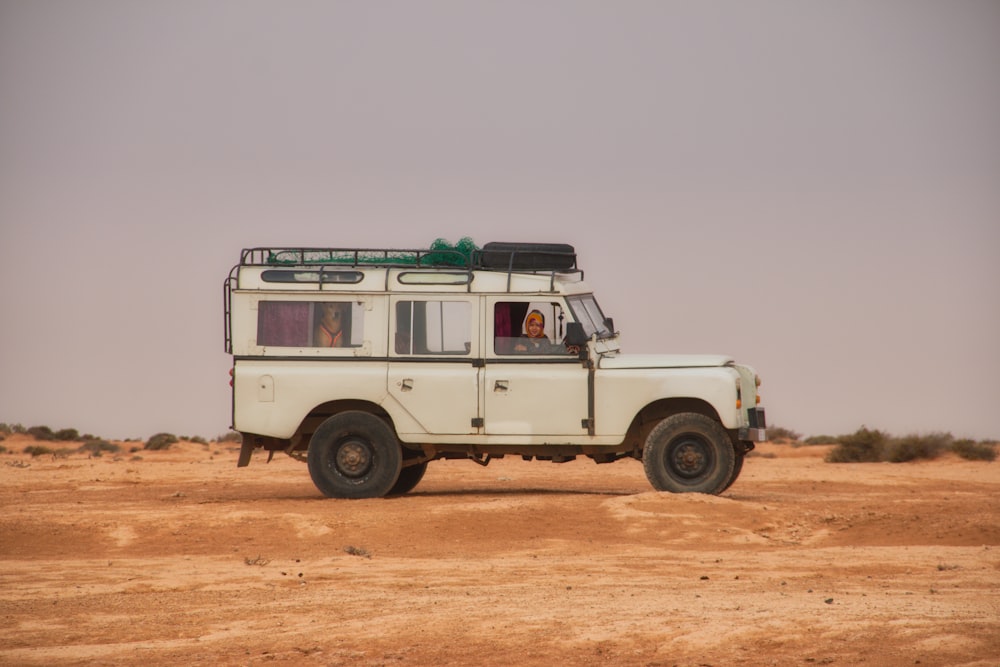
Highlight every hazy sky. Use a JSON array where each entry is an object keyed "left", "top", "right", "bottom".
[{"left": 1, "top": 1, "right": 998, "bottom": 441}]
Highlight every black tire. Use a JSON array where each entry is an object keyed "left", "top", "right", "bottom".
[
  {"left": 307, "top": 412, "right": 402, "bottom": 499},
  {"left": 721, "top": 451, "right": 745, "bottom": 492},
  {"left": 388, "top": 461, "right": 428, "bottom": 496},
  {"left": 642, "top": 413, "right": 736, "bottom": 494}
]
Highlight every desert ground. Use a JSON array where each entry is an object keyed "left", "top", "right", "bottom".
[{"left": 1, "top": 434, "right": 998, "bottom": 667}]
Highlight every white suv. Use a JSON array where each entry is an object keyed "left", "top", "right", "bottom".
[{"left": 224, "top": 242, "right": 766, "bottom": 498}]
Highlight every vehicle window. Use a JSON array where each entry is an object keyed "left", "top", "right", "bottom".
[
  {"left": 395, "top": 300, "right": 472, "bottom": 355},
  {"left": 261, "top": 269, "right": 363, "bottom": 284},
  {"left": 494, "top": 301, "right": 572, "bottom": 355},
  {"left": 566, "top": 295, "right": 611, "bottom": 339},
  {"left": 257, "top": 301, "right": 364, "bottom": 348}
]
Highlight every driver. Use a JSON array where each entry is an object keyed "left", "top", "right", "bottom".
[{"left": 513, "top": 310, "right": 576, "bottom": 354}]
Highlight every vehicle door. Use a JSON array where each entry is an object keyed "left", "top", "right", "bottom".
[
  {"left": 387, "top": 296, "right": 482, "bottom": 434},
  {"left": 483, "top": 298, "right": 589, "bottom": 437}
]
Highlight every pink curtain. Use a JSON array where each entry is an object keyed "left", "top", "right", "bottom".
[{"left": 257, "top": 302, "right": 310, "bottom": 346}]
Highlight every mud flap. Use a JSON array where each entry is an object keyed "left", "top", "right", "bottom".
[{"left": 237, "top": 435, "right": 254, "bottom": 467}]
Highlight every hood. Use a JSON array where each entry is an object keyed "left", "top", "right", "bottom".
[{"left": 597, "top": 353, "right": 734, "bottom": 370}]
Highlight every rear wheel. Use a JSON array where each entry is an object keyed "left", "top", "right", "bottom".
[
  {"left": 389, "top": 461, "right": 428, "bottom": 495},
  {"left": 307, "top": 412, "right": 402, "bottom": 499},
  {"left": 643, "top": 413, "right": 735, "bottom": 494}
]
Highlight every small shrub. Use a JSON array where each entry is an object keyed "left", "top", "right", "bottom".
[
  {"left": 145, "top": 432, "right": 178, "bottom": 451},
  {"left": 951, "top": 439, "right": 997, "bottom": 462},
  {"left": 825, "top": 427, "right": 888, "bottom": 463},
  {"left": 0, "top": 444, "right": 7, "bottom": 453},
  {"left": 343, "top": 545, "right": 372, "bottom": 559},
  {"left": 27, "top": 426, "right": 55, "bottom": 441},
  {"left": 189, "top": 436, "right": 209, "bottom": 445},
  {"left": 766, "top": 426, "right": 801, "bottom": 444},
  {"left": 24, "top": 445, "right": 54, "bottom": 457},
  {"left": 217, "top": 431, "right": 242, "bottom": 443},
  {"left": 0, "top": 423, "right": 11, "bottom": 435},
  {"left": 79, "top": 440, "right": 121, "bottom": 456},
  {"left": 883, "top": 432, "right": 951, "bottom": 463},
  {"left": 53, "top": 428, "right": 80, "bottom": 441},
  {"left": 802, "top": 435, "right": 839, "bottom": 445}
]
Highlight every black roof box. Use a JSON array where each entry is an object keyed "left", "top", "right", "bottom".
[{"left": 476, "top": 242, "right": 577, "bottom": 271}]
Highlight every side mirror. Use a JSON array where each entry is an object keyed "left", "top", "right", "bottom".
[{"left": 565, "top": 322, "right": 588, "bottom": 346}]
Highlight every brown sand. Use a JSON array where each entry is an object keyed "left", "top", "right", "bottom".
[{"left": 1, "top": 435, "right": 998, "bottom": 666}]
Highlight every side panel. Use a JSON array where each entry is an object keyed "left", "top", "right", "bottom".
[
  {"left": 483, "top": 362, "right": 589, "bottom": 437},
  {"left": 232, "top": 360, "right": 390, "bottom": 438},
  {"left": 386, "top": 295, "right": 482, "bottom": 436},
  {"left": 386, "top": 362, "right": 481, "bottom": 435},
  {"left": 593, "top": 366, "right": 743, "bottom": 435}
]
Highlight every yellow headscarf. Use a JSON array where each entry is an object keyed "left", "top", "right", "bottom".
[{"left": 525, "top": 310, "right": 545, "bottom": 338}]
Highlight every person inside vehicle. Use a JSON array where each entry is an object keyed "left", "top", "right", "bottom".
[
  {"left": 314, "top": 302, "right": 348, "bottom": 347},
  {"left": 514, "top": 310, "right": 571, "bottom": 354}
]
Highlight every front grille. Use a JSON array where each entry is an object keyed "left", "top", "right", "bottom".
[{"left": 748, "top": 407, "right": 767, "bottom": 429}]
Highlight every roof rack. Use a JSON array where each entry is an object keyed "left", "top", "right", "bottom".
[
  {"left": 240, "top": 246, "right": 473, "bottom": 268},
  {"left": 238, "top": 242, "right": 579, "bottom": 274}
]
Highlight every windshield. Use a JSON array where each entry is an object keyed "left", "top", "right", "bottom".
[{"left": 566, "top": 294, "right": 613, "bottom": 339}]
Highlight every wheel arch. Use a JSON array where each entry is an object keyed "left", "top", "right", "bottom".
[
  {"left": 622, "top": 397, "right": 724, "bottom": 452},
  {"left": 290, "top": 400, "right": 401, "bottom": 453},
  {"left": 237, "top": 399, "right": 399, "bottom": 464}
]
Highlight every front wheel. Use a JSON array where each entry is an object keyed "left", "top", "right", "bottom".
[
  {"left": 720, "top": 451, "right": 745, "bottom": 492},
  {"left": 307, "top": 412, "right": 402, "bottom": 499},
  {"left": 642, "top": 413, "right": 736, "bottom": 494}
]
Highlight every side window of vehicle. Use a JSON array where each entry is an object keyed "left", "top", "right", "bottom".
[
  {"left": 257, "top": 301, "right": 364, "bottom": 348},
  {"left": 395, "top": 300, "right": 472, "bottom": 355},
  {"left": 494, "top": 301, "right": 570, "bottom": 355}
]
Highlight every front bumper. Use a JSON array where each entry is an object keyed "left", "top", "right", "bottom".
[{"left": 739, "top": 407, "right": 767, "bottom": 442}]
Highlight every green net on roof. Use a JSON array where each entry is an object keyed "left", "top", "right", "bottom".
[
  {"left": 266, "top": 237, "right": 479, "bottom": 267},
  {"left": 424, "top": 237, "right": 479, "bottom": 266}
]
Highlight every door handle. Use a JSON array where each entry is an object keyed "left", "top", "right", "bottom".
[
  {"left": 494, "top": 380, "right": 509, "bottom": 392},
  {"left": 400, "top": 378, "right": 413, "bottom": 392}
]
